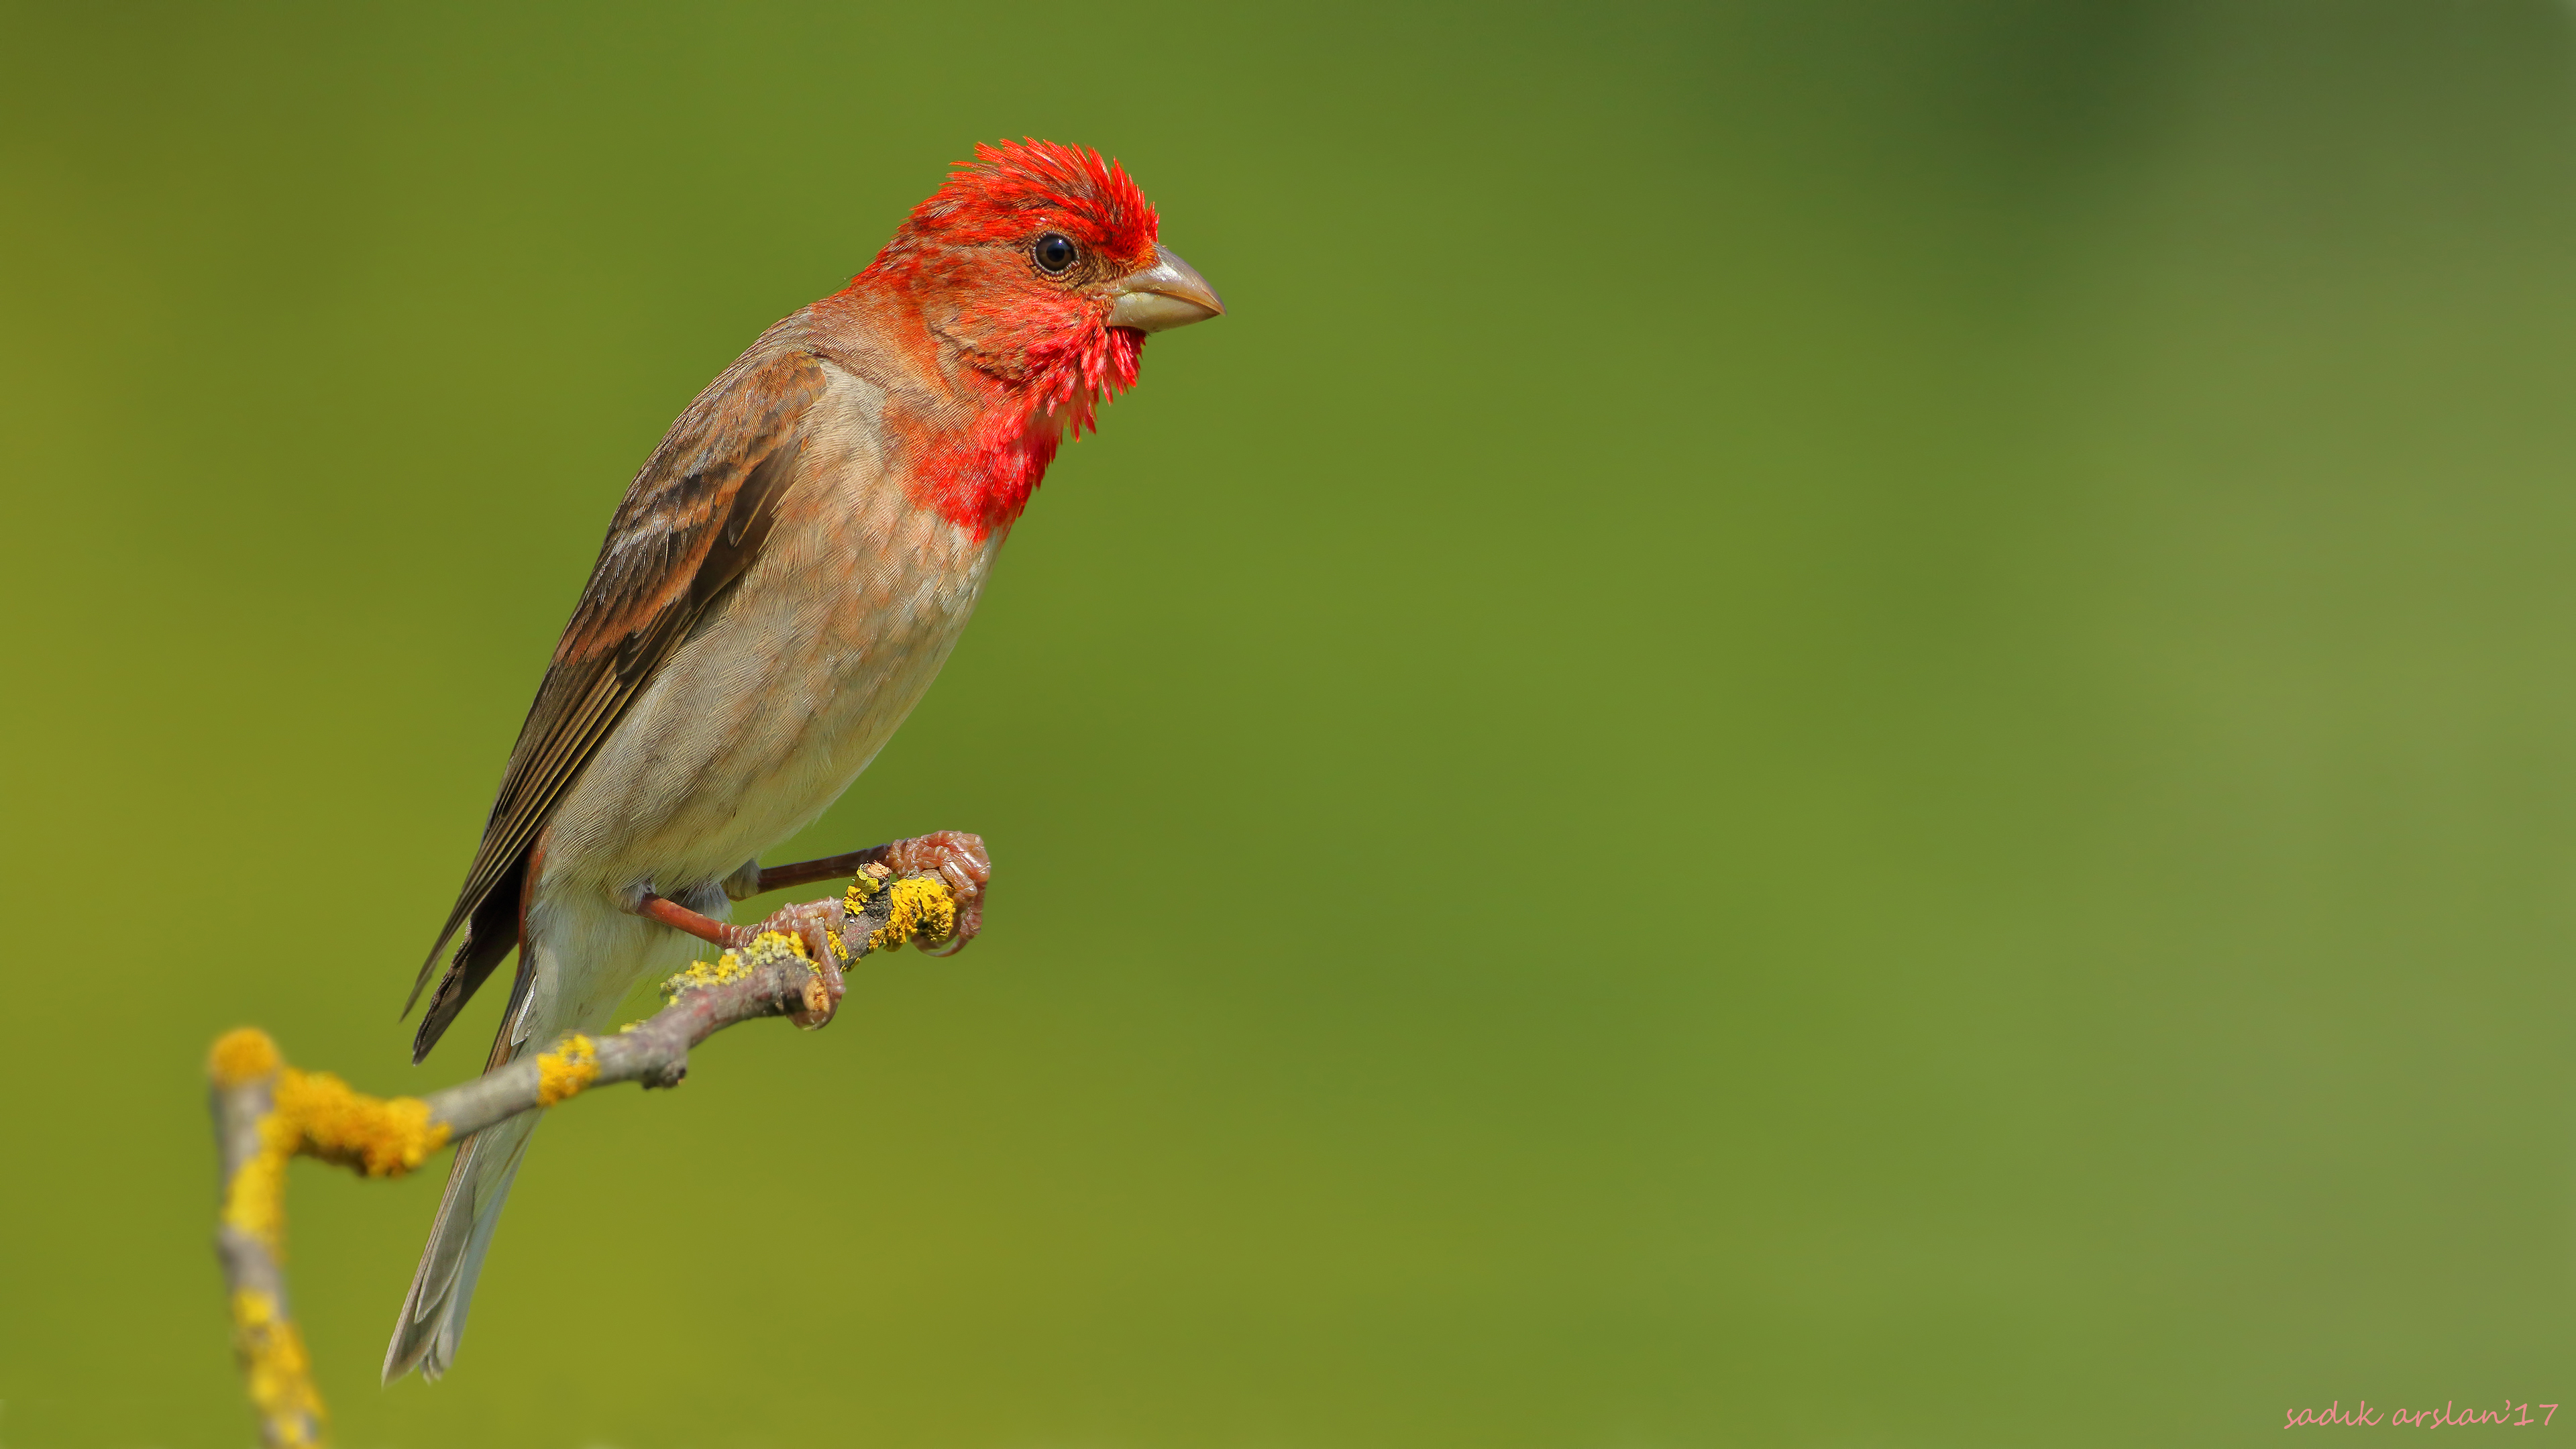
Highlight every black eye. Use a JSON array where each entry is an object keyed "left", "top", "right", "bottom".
[{"left": 1032, "top": 232, "right": 1079, "bottom": 275}]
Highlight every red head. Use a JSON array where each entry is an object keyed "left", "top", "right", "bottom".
[{"left": 845, "top": 140, "right": 1224, "bottom": 538}]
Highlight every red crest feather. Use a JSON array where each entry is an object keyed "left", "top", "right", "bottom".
[{"left": 891, "top": 138, "right": 1158, "bottom": 266}]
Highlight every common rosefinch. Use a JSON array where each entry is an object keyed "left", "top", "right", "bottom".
[{"left": 384, "top": 140, "right": 1222, "bottom": 1381}]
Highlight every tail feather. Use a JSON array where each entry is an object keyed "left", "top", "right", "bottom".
[
  {"left": 383, "top": 1110, "right": 539, "bottom": 1383},
  {"left": 388, "top": 877, "right": 714, "bottom": 1381}
]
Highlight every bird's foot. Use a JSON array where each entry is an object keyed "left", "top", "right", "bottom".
[
  {"left": 629, "top": 889, "right": 849, "bottom": 1027},
  {"left": 688, "top": 828, "right": 994, "bottom": 963},
  {"left": 877, "top": 830, "right": 989, "bottom": 955},
  {"left": 746, "top": 898, "right": 849, "bottom": 1028}
]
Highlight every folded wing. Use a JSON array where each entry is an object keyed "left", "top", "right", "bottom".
[{"left": 403, "top": 350, "right": 829, "bottom": 1062}]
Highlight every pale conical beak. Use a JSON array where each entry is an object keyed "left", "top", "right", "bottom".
[{"left": 1106, "top": 245, "right": 1225, "bottom": 332}]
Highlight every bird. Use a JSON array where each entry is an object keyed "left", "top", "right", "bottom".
[{"left": 382, "top": 138, "right": 1223, "bottom": 1381}]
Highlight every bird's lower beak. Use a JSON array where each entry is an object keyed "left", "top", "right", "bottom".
[{"left": 1106, "top": 246, "right": 1225, "bottom": 332}]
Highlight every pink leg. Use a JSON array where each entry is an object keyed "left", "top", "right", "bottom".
[{"left": 629, "top": 891, "right": 848, "bottom": 1027}]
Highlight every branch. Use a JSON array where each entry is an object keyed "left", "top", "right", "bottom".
[{"left": 207, "top": 861, "right": 965, "bottom": 1448}]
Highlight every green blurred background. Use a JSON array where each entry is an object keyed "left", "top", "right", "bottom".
[{"left": 6, "top": 1, "right": 2576, "bottom": 1443}]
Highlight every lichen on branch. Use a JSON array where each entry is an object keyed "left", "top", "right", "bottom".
[{"left": 206, "top": 863, "right": 965, "bottom": 1447}]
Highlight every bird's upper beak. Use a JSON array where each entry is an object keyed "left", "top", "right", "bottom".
[{"left": 1106, "top": 245, "right": 1225, "bottom": 333}]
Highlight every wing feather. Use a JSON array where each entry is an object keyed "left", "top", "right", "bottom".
[{"left": 402, "top": 348, "right": 828, "bottom": 1053}]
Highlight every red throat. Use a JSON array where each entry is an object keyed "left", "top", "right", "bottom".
[{"left": 918, "top": 321, "right": 1143, "bottom": 539}]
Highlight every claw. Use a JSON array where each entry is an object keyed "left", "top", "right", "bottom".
[
  {"left": 751, "top": 898, "right": 851, "bottom": 1028},
  {"left": 881, "top": 830, "right": 989, "bottom": 953},
  {"left": 882, "top": 831, "right": 990, "bottom": 903}
]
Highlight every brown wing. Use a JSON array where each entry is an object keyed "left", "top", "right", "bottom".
[{"left": 403, "top": 347, "right": 830, "bottom": 1060}]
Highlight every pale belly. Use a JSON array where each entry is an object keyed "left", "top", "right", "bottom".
[{"left": 518, "top": 362, "right": 999, "bottom": 1032}]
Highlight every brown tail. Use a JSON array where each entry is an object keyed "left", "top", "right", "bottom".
[
  {"left": 386, "top": 955, "right": 544, "bottom": 1384},
  {"left": 382, "top": 1103, "right": 540, "bottom": 1382}
]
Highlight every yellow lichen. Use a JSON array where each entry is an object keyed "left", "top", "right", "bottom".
[
  {"left": 231, "top": 1289, "right": 323, "bottom": 1448},
  {"left": 844, "top": 869, "right": 883, "bottom": 916},
  {"left": 220, "top": 1065, "right": 449, "bottom": 1251},
  {"left": 209, "top": 1040, "right": 449, "bottom": 1438},
  {"left": 277, "top": 1070, "right": 449, "bottom": 1177},
  {"left": 658, "top": 933, "right": 791, "bottom": 1004},
  {"left": 223, "top": 1116, "right": 295, "bottom": 1250},
  {"left": 688, "top": 953, "right": 748, "bottom": 987},
  {"left": 868, "top": 877, "right": 958, "bottom": 953},
  {"left": 661, "top": 951, "right": 746, "bottom": 1002},
  {"left": 535, "top": 1034, "right": 599, "bottom": 1106},
  {"left": 209, "top": 1028, "right": 282, "bottom": 1088}
]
